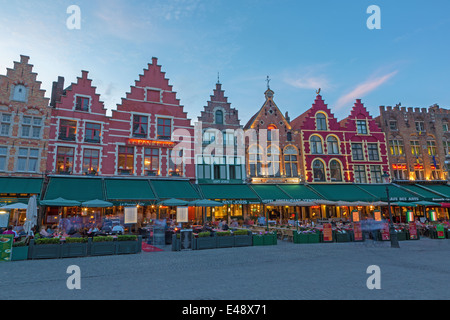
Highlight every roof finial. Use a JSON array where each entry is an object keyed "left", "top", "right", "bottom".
[
  {"left": 316, "top": 88, "right": 321, "bottom": 95},
  {"left": 217, "top": 72, "right": 220, "bottom": 84},
  {"left": 266, "top": 76, "right": 271, "bottom": 90}
]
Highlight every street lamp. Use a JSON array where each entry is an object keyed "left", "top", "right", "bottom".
[{"left": 382, "top": 171, "right": 400, "bottom": 248}]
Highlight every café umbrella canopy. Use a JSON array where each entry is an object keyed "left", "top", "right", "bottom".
[
  {"left": 413, "top": 201, "right": 442, "bottom": 207},
  {"left": 266, "top": 200, "right": 296, "bottom": 207},
  {"left": 81, "top": 199, "right": 114, "bottom": 208},
  {"left": 391, "top": 202, "right": 417, "bottom": 207},
  {"left": 1, "top": 203, "right": 29, "bottom": 210},
  {"left": 23, "top": 195, "right": 37, "bottom": 236},
  {"left": 157, "top": 198, "right": 189, "bottom": 206},
  {"left": 40, "top": 197, "right": 81, "bottom": 207},
  {"left": 188, "top": 199, "right": 223, "bottom": 207}
]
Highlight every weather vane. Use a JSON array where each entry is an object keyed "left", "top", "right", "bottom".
[
  {"left": 316, "top": 88, "right": 321, "bottom": 95},
  {"left": 266, "top": 76, "right": 271, "bottom": 89},
  {"left": 217, "top": 72, "right": 220, "bottom": 84}
]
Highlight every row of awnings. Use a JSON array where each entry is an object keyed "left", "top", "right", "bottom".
[{"left": 1, "top": 176, "right": 450, "bottom": 207}]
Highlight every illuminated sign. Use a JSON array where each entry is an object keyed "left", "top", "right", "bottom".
[{"left": 127, "top": 138, "right": 175, "bottom": 148}]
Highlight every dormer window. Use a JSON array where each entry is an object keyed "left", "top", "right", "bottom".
[
  {"left": 215, "top": 110, "right": 223, "bottom": 124},
  {"left": 356, "top": 120, "right": 368, "bottom": 134},
  {"left": 316, "top": 113, "right": 327, "bottom": 131},
  {"left": 12, "top": 84, "right": 27, "bottom": 102},
  {"left": 75, "top": 96, "right": 90, "bottom": 112}
]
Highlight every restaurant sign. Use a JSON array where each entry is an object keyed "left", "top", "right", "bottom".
[
  {"left": 389, "top": 197, "right": 419, "bottom": 202},
  {"left": 127, "top": 138, "right": 175, "bottom": 148},
  {"left": 0, "top": 234, "right": 13, "bottom": 262}
]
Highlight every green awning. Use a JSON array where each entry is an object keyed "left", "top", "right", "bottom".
[
  {"left": 0, "top": 177, "right": 43, "bottom": 195},
  {"left": 44, "top": 177, "right": 104, "bottom": 202},
  {"left": 277, "top": 184, "right": 324, "bottom": 202},
  {"left": 105, "top": 179, "right": 157, "bottom": 205},
  {"left": 150, "top": 180, "right": 200, "bottom": 200},
  {"left": 358, "top": 184, "right": 421, "bottom": 202},
  {"left": 396, "top": 184, "right": 444, "bottom": 202},
  {"left": 415, "top": 184, "right": 450, "bottom": 202},
  {"left": 198, "top": 184, "right": 260, "bottom": 203},
  {"left": 250, "top": 185, "right": 292, "bottom": 203},
  {"left": 308, "top": 184, "right": 378, "bottom": 202}
]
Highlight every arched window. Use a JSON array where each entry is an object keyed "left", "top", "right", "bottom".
[
  {"left": 215, "top": 110, "right": 223, "bottom": 125},
  {"left": 316, "top": 113, "right": 327, "bottom": 131},
  {"left": 267, "top": 145, "right": 280, "bottom": 177},
  {"left": 330, "top": 160, "right": 342, "bottom": 182},
  {"left": 284, "top": 146, "right": 298, "bottom": 177},
  {"left": 326, "top": 136, "right": 339, "bottom": 154},
  {"left": 249, "top": 145, "right": 263, "bottom": 177},
  {"left": 12, "top": 84, "right": 27, "bottom": 102},
  {"left": 310, "top": 135, "right": 323, "bottom": 154},
  {"left": 267, "top": 124, "right": 277, "bottom": 142},
  {"left": 313, "top": 160, "right": 325, "bottom": 182}
]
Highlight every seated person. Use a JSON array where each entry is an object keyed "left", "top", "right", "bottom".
[{"left": 112, "top": 222, "right": 124, "bottom": 234}]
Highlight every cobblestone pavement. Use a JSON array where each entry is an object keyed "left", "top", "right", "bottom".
[{"left": 1, "top": 238, "right": 449, "bottom": 300}]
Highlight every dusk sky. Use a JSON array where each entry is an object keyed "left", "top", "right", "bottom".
[{"left": 1, "top": 0, "right": 449, "bottom": 124}]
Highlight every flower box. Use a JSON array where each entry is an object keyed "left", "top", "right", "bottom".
[
  {"left": 396, "top": 231, "right": 407, "bottom": 241},
  {"left": 115, "top": 235, "right": 141, "bottom": 255},
  {"left": 172, "top": 234, "right": 181, "bottom": 251},
  {"left": 195, "top": 236, "right": 217, "bottom": 250},
  {"left": 11, "top": 245, "right": 29, "bottom": 261},
  {"left": 308, "top": 232, "right": 320, "bottom": 244},
  {"left": 293, "top": 232, "right": 309, "bottom": 244},
  {"left": 61, "top": 242, "right": 88, "bottom": 258},
  {"left": 335, "top": 232, "right": 351, "bottom": 243},
  {"left": 216, "top": 235, "right": 235, "bottom": 248},
  {"left": 29, "top": 239, "right": 61, "bottom": 260},
  {"left": 89, "top": 237, "right": 115, "bottom": 256},
  {"left": 252, "top": 235, "right": 264, "bottom": 246},
  {"left": 234, "top": 232, "right": 253, "bottom": 247},
  {"left": 263, "top": 233, "right": 277, "bottom": 245}
]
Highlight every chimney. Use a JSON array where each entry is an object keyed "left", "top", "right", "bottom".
[
  {"left": 285, "top": 111, "right": 290, "bottom": 123},
  {"left": 50, "top": 76, "right": 65, "bottom": 107}
]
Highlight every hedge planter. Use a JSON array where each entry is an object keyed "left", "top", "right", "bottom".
[
  {"left": 11, "top": 246, "right": 29, "bottom": 261},
  {"left": 116, "top": 235, "right": 141, "bottom": 255},
  {"left": 216, "top": 235, "right": 235, "bottom": 248},
  {"left": 335, "top": 232, "right": 351, "bottom": 243},
  {"left": 89, "top": 237, "right": 116, "bottom": 256},
  {"left": 234, "top": 234, "right": 253, "bottom": 247},
  {"left": 61, "top": 241, "right": 88, "bottom": 258},
  {"left": 252, "top": 235, "right": 264, "bottom": 246},
  {"left": 195, "top": 236, "right": 217, "bottom": 250},
  {"left": 263, "top": 233, "right": 277, "bottom": 245},
  {"left": 308, "top": 233, "right": 320, "bottom": 244},
  {"left": 293, "top": 232, "right": 309, "bottom": 244},
  {"left": 29, "top": 239, "right": 62, "bottom": 260}
]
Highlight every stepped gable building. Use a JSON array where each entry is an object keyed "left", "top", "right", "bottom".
[
  {"left": 0, "top": 55, "right": 51, "bottom": 177},
  {"left": 47, "top": 71, "right": 110, "bottom": 175},
  {"left": 195, "top": 80, "right": 245, "bottom": 184},
  {"left": 244, "top": 84, "right": 301, "bottom": 184},
  {"left": 108, "top": 57, "right": 195, "bottom": 178},
  {"left": 376, "top": 104, "right": 450, "bottom": 182}
]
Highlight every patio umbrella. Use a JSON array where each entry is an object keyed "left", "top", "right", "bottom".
[
  {"left": 266, "top": 200, "right": 296, "bottom": 206},
  {"left": 1, "top": 203, "right": 29, "bottom": 210},
  {"left": 315, "top": 200, "right": 337, "bottom": 205},
  {"left": 40, "top": 197, "right": 81, "bottom": 207},
  {"left": 188, "top": 199, "right": 224, "bottom": 225},
  {"left": 293, "top": 201, "right": 318, "bottom": 207},
  {"left": 372, "top": 201, "right": 389, "bottom": 207},
  {"left": 336, "top": 201, "right": 357, "bottom": 207},
  {"left": 413, "top": 201, "right": 441, "bottom": 207},
  {"left": 157, "top": 198, "right": 189, "bottom": 206},
  {"left": 391, "top": 202, "right": 417, "bottom": 207},
  {"left": 81, "top": 199, "right": 114, "bottom": 208},
  {"left": 23, "top": 195, "right": 37, "bottom": 236}
]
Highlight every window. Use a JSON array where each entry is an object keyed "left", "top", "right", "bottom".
[
  {"left": 223, "top": 132, "right": 235, "bottom": 146},
  {"left": 443, "top": 123, "right": 449, "bottom": 132},
  {"left": 0, "top": 113, "right": 11, "bottom": 136},
  {"left": 12, "top": 85, "right": 27, "bottom": 102},
  {"left": 389, "top": 120, "right": 398, "bottom": 131},
  {"left": 443, "top": 141, "right": 450, "bottom": 155},
  {"left": 368, "top": 143, "right": 380, "bottom": 161},
  {"left": 132, "top": 115, "right": 148, "bottom": 138},
  {"left": 21, "top": 116, "right": 42, "bottom": 139},
  {"left": 414, "top": 165, "right": 424, "bottom": 180},
  {"left": 316, "top": 113, "right": 327, "bottom": 131},
  {"left": 330, "top": 160, "right": 342, "bottom": 182},
  {"left": 157, "top": 118, "right": 171, "bottom": 140},
  {"left": 284, "top": 146, "right": 298, "bottom": 178},
  {"left": 312, "top": 160, "right": 325, "bottom": 182},
  {"left": 169, "top": 149, "right": 183, "bottom": 176},
  {"left": 213, "top": 157, "right": 227, "bottom": 180},
  {"left": 82, "top": 149, "right": 99, "bottom": 174},
  {"left": 229, "top": 157, "right": 242, "bottom": 180},
  {"left": 17, "top": 148, "right": 39, "bottom": 172},
  {"left": 249, "top": 146, "right": 262, "bottom": 177},
  {"left": 354, "top": 165, "right": 366, "bottom": 184},
  {"left": 430, "top": 164, "right": 441, "bottom": 180},
  {"left": 85, "top": 122, "right": 101, "bottom": 143},
  {"left": 197, "top": 156, "right": 211, "bottom": 180},
  {"left": 351, "top": 143, "right": 364, "bottom": 160},
  {"left": 56, "top": 147, "right": 74, "bottom": 174},
  {"left": 0, "top": 147, "right": 7, "bottom": 171},
  {"left": 144, "top": 148, "right": 159, "bottom": 176},
  {"left": 370, "top": 165, "right": 382, "bottom": 184},
  {"left": 203, "top": 130, "right": 216, "bottom": 145},
  {"left": 392, "top": 164, "right": 407, "bottom": 180},
  {"left": 75, "top": 96, "right": 90, "bottom": 112},
  {"left": 118, "top": 146, "right": 134, "bottom": 175},
  {"left": 215, "top": 110, "right": 223, "bottom": 125},
  {"left": 310, "top": 135, "right": 323, "bottom": 154},
  {"left": 427, "top": 141, "right": 437, "bottom": 156},
  {"left": 411, "top": 140, "right": 421, "bottom": 156},
  {"left": 415, "top": 121, "right": 425, "bottom": 133},
  {"left": 326, "top": 136, "right": 339, "bottom": 155},
  {"left": 267, "top": 125, "right": 277, "bottom": 142},
  {"left": 267, "top": 146, "right": 280, "bottom": 177},
  {"left": 59, "top": 119, "right": 77, "bottom": 141},
  {"left": 389, "top": 140, "right": 404, "bottom": 156},
  {"left": 356, "top": 120, "right": 368, "bottom": 134},
  {"left": 287, "top": 132, "right": 292, "bottom": 142}
]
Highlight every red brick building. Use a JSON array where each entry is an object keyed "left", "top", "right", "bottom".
[{"left": 0, "top": 55, "right": 51, "bottom": 177}]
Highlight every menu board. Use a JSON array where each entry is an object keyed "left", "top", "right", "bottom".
[
  {"left": 124, "top": 207, "right": 138, "bottom": 224},
  {"left": 381, "top": 223, "right": 390, "bottom": 240},
  {"left": 352, "top": 210, "right": 360, "bottom": 222},
  {"left": 0, "top": 211, "right": 10, "bottom": 228},
  {"left": 323, "top": 223, "right": 333, "bottom": 242},
  {"left": 177, "top": 207, "right": 189, "bottom": 223},
  {"left": 409, "top": 222, "right": 418, "bottom": 240},
  {"left": 374, "top": 210, "right": 382, "bottom": 222},
  {"left": 437, "top": 225, "right": 445, "bottom": 239},
  {"left": 353, "top": 222, "right": 363, "bottom": 241},
  {"left": 0, "top": 234, "right": 13, "bottom": 262}
]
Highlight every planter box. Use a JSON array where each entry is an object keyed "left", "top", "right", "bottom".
[
  {"left": 234, "top": 235, "right": 253, "bottom": 247},
  {"left": 11, "top": 246, "right": 29, "bottom": 261},
  {"left": 116, "top": 240, "right": 140, "bottom": 255},
  {"left": 172, "top": 235, "right": 181, "bottom": 251},
  {"left": 252, "top": 235, "right": 264, "bottom": 246},
  {"left": 195, "top": 236, "right": 217, "bottom": 250},
  {"left": 29, "top": 242, "right": 61, "bottom": 260},
  {"left": 61, "top": 243, "right": 88, "bottom": 258},
  {"left": 308, "top": 233, "right": 320, "bottom": 244},
  {"left": 335, "top": 232, "right": 351, "bottom": 243},
  {"left": 263, "top": 234, "right": 277, "bottom": 245},
  {"left": 89, "top": 240, "right": 116, "bottom": 256},
  {"left": 293, "top": 232, "right": 309, "bottom": 244},
  {"left": 216, "top": 236, "right": 234, "bottom": 248},
  {"left": 396, "top": 232, "right": 407, "bottom": 241}
]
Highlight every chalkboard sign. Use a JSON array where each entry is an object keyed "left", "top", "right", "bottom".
[{"left": 180, "top": 229, "right": 193, "bottom": 251}]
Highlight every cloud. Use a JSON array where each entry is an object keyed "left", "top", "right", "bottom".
[
  {"left": 335, "top": 71, "right": 398, "bottom": 110},
  {"left": 282, "top": 64, "right": 332, "bottom": 91}
]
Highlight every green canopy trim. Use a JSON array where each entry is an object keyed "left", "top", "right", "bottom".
[
  {"left": 44, "top": 177, "right": 104, "bottom": 202},
  {"left": 150, "top": 180, "right": 200, "bottom": 200},
  {"left": 0, "top": 177, "right": 43, "bottom": 195},
  {"left": 105, "top": 179, "right": 157, "bottom": 201},
  {"left": 308, "top": 184, "right": 378, "bottom": 202}
]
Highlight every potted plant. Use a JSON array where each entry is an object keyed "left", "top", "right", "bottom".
[
  {"left": 172, "top": 233, "right": 181, "bottom": 251},
  {"left": 216, "top": 231, "right": 234, "bottom": 248},
  {"left": 29, "top": 238, "right": 61, "bottom": 260},
  {"left": 89, "top": 236, "right": 115, "bottom": 256},
  {"left": 233, "top": 229, "right": 252, "bottom": 247},
  {"left": 11, "top": 240, "right": 29, "bottom": 261},
  {"left": 195, "top": 232, "right": 216, "bottom": 250},
  {"left": 61, "top": 237, "right": 88, "bottom": 258},
  {"left": 116, "top": 235, "right": 141, "bottom": 254}
]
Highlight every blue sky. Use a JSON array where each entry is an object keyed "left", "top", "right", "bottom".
[{"left": 1, "top": 0, "right": 449, "bottom": 124}]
